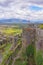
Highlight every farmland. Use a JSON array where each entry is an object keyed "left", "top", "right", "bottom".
[
  {"left": 39, "top": 24, "right": 43, "bottom": 29},
  {"left": 0, "top": 27, "right": 22, "bottom": 35}
]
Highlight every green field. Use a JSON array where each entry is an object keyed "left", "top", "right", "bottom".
[
  {"left": 39, "top": 24, "right": 43, "bottom": 29},
  {"left": 1, "top": 28, "right": 22, "bottom": 35}
]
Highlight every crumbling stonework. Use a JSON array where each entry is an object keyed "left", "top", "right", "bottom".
[
  {"left": 36, "top": 28, "right": 43, "bottom": 52},
  {"left": 22, "top": 28, "right": 36, "bottom": 48}
]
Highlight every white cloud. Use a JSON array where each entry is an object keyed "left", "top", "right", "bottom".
[
  {"left": 0, "top": 0, "right": 6, "bottom": 3},
  {"left": 0, "top": 0, "right": 43, "bottom": 21},
  {"left": 28, "top": 0, "right": 43, "bottom": 5}
]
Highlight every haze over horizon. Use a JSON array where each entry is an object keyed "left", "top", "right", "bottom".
[{"left": 0, "top": 0, "right": 43, "bottom": 23}]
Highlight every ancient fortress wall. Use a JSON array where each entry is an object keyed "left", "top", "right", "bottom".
[
  {"left": 22, "top": 27, "right": 43, "bottom": 52},
  {"left": 22, "top": 28, "right": 36, "bottom": 48},
  {"left": 36, "top": 28, "right": 43, "bottom": 51}
]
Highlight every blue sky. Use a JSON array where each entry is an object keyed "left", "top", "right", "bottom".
[
  {"left": 30, "top": 6, "right": 43, "bottom": 11},
  {"left": 0, "top": 0, "right": 43, "bottom": 23}
]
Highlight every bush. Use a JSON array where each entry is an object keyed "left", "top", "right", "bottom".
[
  {"left": 14, "top": 59, "right": 27, "bottom": 65},
  {"left": 26, "top": 44, "right": 34, "bottom": 57},
  {"left": 26, "top": 44, "right": 36, "bottom": 65},
  {"left": 36, "top": 51, "right": 43, "bottom": 65}
]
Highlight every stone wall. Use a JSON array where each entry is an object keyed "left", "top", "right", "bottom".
[
  {"left": 36, "top": 28, "right": 43, "bottom": 51},
  {"left": 22, "top": 28, "right": 36, "bottom": 48},
  {"left": 0, "top": 34, "right": 21, "bottom": 46}
]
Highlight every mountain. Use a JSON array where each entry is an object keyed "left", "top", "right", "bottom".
[
  {"left": 0, "top": 18, "right": 43, "bottom": 24},
  {"left": 0, "top": 18, "right": 29, "bottom": 24},
  {"left": 30, "top": 20, "right": 43, "bottom": 24}
]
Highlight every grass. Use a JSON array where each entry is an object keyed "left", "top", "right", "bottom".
[
  {"left": 36, "top": 50, "right": 43, "bottom": 65},
  {"left": 0, "top": 43, "right": 12, "bottom": 65},
  {"left": 0, "top": 44, "right": 6, "bottom": 49},
  {"left": 2, "top": 43, "right": 12, "bottom": 58},
  {"left": 1, "top": 42, "right": 21, "bottom": 65},
  {"left": 14, "top": 59, "right": 27, "bottom": 65},
  {"left": 2, "top": 28, "right": 22, "bottom": 35},
  {"left": 1, "top": 43, "right": 12, "bottom": 65},
  {"left": 39, "top": 24, "right": 43, "bottom": 29},
  {"left": 4, "top": 43, "right": 12, "bottom": 52}
]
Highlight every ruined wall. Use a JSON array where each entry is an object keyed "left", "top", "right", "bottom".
[
  {"left": 36, "top": 28, "right": 43, "bottom": 52},
  {"left": 22, "top": 28, "right": 36, "bottom": 48}
]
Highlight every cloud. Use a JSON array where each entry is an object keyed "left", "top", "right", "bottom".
[
  {"left": 0, "top": 0, "right": 6, "bottom": 3},
  {"left": 0, "top": 0, "right": 43, "bottom": 21},
  {"left": 26, "top": 0, "right": 43, "bottom": 5}
]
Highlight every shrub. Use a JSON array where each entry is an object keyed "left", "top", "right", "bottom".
[
  {"left": 36, "top": 51, "right": 43, "bottom": 65},
  {"left": 26, "top": 44, "right": 34, "bottom": 57}
]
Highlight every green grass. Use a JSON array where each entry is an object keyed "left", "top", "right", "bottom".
[
  {"left": 0, "top": 44, "right": 6, "bottom": 49},
  {"left": 1, "top": 42, "right": 21, "bottom": 65},
  {"left": 4, "top": 43, "right": 12, "bottom": 51},
  {"left": 2, "top": 43, "right": 12, "bottom": 59},
  {"left": 39, "top": 24, "right": 43, "bottom": 29},
  {"left": 0, "top": 43, "right": 12, "bottom": 65},
  {"left": 36, "top": 50, "right": 43, "bottom": 65},
  {"left": 2, "top": 28, "right": 22, "bottom": 35},
  {"left": 1, "top": 43, "right": 12, "bottom": 65},
  {"left": 14, "top": 59, "right": 27, "bottom": 65}
]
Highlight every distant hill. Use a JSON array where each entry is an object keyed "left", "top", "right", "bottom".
[
  {"left": 0, "top": 18, "right": 43, "bottom": 24},
  {"left": 0, "top": 18, "right": 29, "bottom": 24},
  {"left": 30, "top": 20, "right": 43, "bottom": 24}
]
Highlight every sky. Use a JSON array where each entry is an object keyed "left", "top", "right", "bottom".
[{"left": 0, "top": 0, "right": 43, "bottom": 23}]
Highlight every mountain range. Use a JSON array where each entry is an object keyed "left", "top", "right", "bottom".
[
  {"left": 0, "top": 18, "right": 43, "bottom": 24},
  {"left": 0, "top": 18, "right": 29, "bottom": 24}
]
